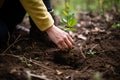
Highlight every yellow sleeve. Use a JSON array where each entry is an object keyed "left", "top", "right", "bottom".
[{"left": 20, "top": 0, "right": 54, "bottom": 31}]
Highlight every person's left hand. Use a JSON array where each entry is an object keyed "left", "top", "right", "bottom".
[{"left": 46, "top": 25, "right": 74, "bottom": 50}]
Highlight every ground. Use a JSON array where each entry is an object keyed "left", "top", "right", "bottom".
[{"left": 0, "top": 9, "right": 120, "bottom": 80}]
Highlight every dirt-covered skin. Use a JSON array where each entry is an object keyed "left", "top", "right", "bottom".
[{"left": 0, "top": 10, "right": 120, "bottom": 80}]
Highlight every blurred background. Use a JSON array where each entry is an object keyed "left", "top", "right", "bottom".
[{"left": 52, "top": 0, "right": 120, "bottom": 15}]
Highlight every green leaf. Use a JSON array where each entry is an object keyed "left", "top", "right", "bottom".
[
  {"left": 87, "top": 50, "right": 96, "bottom": 56},
  {"left": 65, "top": 2, "right": 70, "bottom": 9},
  {"left": 62, "top": 10, "right": 68, "bottom": 16},
  {"left": 61, "top": 18, "right": 67, "bottom": 23},
  {"left": 112, "top": 22, "right": 120, "bottom": 28},
  {"left": 68, "top": 19, "right": 77, "bottom": 27},
  {"left": 67, "top": 27, "right": 76, "bottom": 31},
  {"left": 116, "top": 23, "right": 120, "bottom": 28},
  {"left": 27, "top": 63, "right": 32, "bottom": 67},
  {"left": 67, "top": 13, "right": 74, "bottom": 20}
]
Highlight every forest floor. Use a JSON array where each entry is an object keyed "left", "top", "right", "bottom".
[{"left": 0, "top": 9, "right": 120, "bottom": 80}]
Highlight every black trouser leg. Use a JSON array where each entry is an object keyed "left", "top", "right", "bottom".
[
  {"left": 43, "top": 0, "right": 53, "bottom": 12},
  {"left": 0, "top": 19, "right": 8, "bottom": 49},
  {"left": 0, "top": 0, "right": 26, "bottom": 34},
  {"left": 0, "top": 0, "right": 26, "bottom": 49},
  {"left": 43, "top": 0, "right": 57, "bottom": 25}
]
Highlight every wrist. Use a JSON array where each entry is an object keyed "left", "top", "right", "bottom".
[{"left": 45, "top": 25, "right": 54, "bottom": 33}]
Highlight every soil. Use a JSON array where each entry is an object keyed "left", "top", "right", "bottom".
[{"left": 0, "top": 9, "right": 120, "bottom": 80}]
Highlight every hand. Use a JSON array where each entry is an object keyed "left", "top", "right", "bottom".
[{"left": 46, "top": 25, "right": 74, "bottom": 50}]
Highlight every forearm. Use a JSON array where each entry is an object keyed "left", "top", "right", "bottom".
[{"left": 20, "top": 0, "right": 54, "bottom": 31}]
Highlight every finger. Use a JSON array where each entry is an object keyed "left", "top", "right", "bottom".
[
  {"left": 67, "top": 35, "right": 74, "bottom": 44},
  {"left": 65, "top": 37, "right": 73, "bottom": 49},
  {"left": 57, "top": 38, "right": 68, "bottom": 50},
  {"left": 57, "top": 43, "right": 63, "bottom": 50},
  {"left": 61, "top": 41, "right": 68, "bottom": 50}
]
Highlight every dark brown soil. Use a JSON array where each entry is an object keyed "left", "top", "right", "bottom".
[{"left": 0, "top": 10, "right": 120, "bottom": 80}]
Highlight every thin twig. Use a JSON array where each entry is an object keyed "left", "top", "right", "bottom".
[
  {"left": 91, "top": 44, "right": 98, "bottom": 50},
  {"left": 2, "top": 34, "right": 21, "bottom": 54},
  {"left": 0, "top": 54, "right": 55, "bottom": 72},
  {"left": 0, "top": 54, "right": 61, "bottom": 80},
  {"left": 70, "top": 73, "right": 74, "bottom": 80},
  {"left": 26, "top": 70, "right": 51, "bottom": 80},
  {"left": 79, "top": 46, "right": 86, "bottom": 59},
  {"left": 7, "top": 32, "right": 11, "bottom": 46},
  {"left": 31, "top": 59, "right": 55, "bottom": 72}
]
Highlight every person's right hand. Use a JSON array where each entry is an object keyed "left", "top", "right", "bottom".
[{"left": 46, "top": 25, "right": 74, "bottom": 50}]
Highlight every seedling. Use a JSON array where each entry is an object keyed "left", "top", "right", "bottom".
[
  {"left": 93, "top": 72, "right": 103, "bottom": 80},
  {"left": 87, "top": 49, "right": 96, "bottom": 56},
  {"left": 20, "top": 57, "right": 32, "bottom": 67},
  {"left": 87, "top": 44, "right": 97, "bottom": 56},
  {"left": 60, "top": 0, "right": 77, "bottom": 32},
  {"left": 112, "top": 21, "right": 120, "bottom": 29}
]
